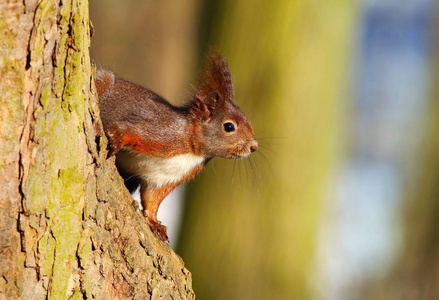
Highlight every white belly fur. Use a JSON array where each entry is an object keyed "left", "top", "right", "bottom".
[{"left": 116, "top": 150, "right": 205, "bottom": 188}]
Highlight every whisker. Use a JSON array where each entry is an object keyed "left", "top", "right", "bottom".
[
  {"left": 258, "top": 144, "right": 278, "bottom": 156},
  {"left": 232, "top": 159, "right": 237, "bottom": 183},
  {"left": 124, "top": 174, "right": 136, "bottom": 182},
  {"left": 238, "top": 157, "right": 243, "bottom": 186},
  {"left": 251, "top": 155, "right": 262, "bottom": 180},
  {"left": 211, "top": 159, "right": 216, "bottom": 174},
  {"left": 244, "top": 157, "right": 249, "bottom": 184},
  {"left": 255, "top": 135, "right": 285, "bottom": 141},
  {"left": 244, "top": 159, "right": 250, "bottom": 185},
  {"left": 255, "top": 150, "right": 269, "bottom": 162},
  {"left": 248, "top": 156, "right": 257, "bottom": 185},
  {"left": 248, "top": 156, "right": 261, "bottom": 197},
  {"left": 254, "top": 151, "right": 274, "bottom": 176},
  {"left": 255, "top": 136, "right": 284, "bottom": 145}
]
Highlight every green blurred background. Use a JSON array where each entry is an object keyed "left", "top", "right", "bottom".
[{"left": 90, "top": 1, "right": 439, "bottom": 299}]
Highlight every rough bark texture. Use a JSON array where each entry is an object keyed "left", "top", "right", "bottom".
[{"left": 0, "top": 1, "right": 194, "bottom": 299}]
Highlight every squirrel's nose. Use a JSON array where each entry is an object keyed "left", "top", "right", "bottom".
[{"left": 249, "top": 140, "right": 258, "bottom": 153}]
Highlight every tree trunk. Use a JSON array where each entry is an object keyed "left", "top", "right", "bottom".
[
  {"left": 0, "top": 1, "right": 194, "bottom": 299},
  {"left": 364, "top": 27, "right": 439, "bottom": 299}
]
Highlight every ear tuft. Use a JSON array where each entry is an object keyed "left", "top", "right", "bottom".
[{"left": 195, "top": 48, "right": 235, "bottom": 105}]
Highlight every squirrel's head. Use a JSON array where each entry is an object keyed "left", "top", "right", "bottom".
[{"left": 191, "top": 49, "right": 258, "bottom": 159}]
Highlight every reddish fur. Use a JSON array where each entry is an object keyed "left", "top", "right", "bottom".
[
  {"left": 195, "top": 49, "right": 234, "bottom": 105},
  {"left": 95, "top": 49, "right": 257, "bottom": 241},
  {"left": 95, "top": 71, "right": 113, "bottom": 96},
  {"left": 188, "top": 120, "right": 203, "bottom": 156},
  {"left": 141, "top": 183, "right": 177, "bottom": 241},
  {"left": 106, "top": 124, "right": 194, "bottom": 158}
]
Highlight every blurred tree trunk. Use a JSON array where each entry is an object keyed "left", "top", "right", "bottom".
[
  {"left": 89, "top": 0, "right": 200, "bottom": 103},
  {"left": 367, "top": 34, "right": 439, "bottom": 300},
  {"left": 398, "top": 73, "right": 439, "bottom": 297},
  {"left": 355, "top": 8, "right": 439, "bottom": 297},
  {"left": 0, "top": 1, "right": 193, "bottom": 299},
  {"left": 179, "top": 1, "right": 355, "bottom": 299}
]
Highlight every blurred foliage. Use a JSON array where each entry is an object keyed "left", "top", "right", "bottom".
[{"left": 178, "top": 1, "right": 356, "bottom": 299}]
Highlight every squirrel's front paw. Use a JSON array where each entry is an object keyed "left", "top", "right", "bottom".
[
  {"left": 147, "top": 218, "right": 169, "bottom": 242},
  {"left": 105, "top": 125, "right": 124, "bottom": 157},
  {"left": 152, "top": 223, "right": 169, "bottom": 242}
]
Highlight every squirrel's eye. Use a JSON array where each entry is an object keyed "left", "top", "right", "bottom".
[{"left": 223, "top": 122, "right": 235, "bottom": 132}]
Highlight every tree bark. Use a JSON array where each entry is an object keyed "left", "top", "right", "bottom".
[{"left": 0, "top": 1, "right": 194, "bottom": 299}]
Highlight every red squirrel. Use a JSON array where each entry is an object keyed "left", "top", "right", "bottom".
[{"left": 95, "top": 50, "right": 258, "bottom": 241}]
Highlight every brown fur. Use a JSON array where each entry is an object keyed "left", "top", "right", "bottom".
[{"left": 95, "top": 50, "right": 258, "bottom": 241}]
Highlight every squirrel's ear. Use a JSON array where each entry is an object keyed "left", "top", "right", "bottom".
[
  {"left": 193, "top": 91, "right": 220, "bottom": 122},
  {"left": 195, "top": 48, "right": 235, "bottom": 104},
  {"left": 204, "top": 91, "right": 221, "bottom": 112}
]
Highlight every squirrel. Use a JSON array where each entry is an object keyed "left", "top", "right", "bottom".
[{"left": 95, "top": 50, "right": 258, "bottom": 241}]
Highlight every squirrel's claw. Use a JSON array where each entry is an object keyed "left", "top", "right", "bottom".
[
  {"left": 145, "top": 214, "right": 169, "bottom": 242},
  {"left": 152, "top": 222, "right": 169, "bottom": 242},
  {"left": 105, "top": 126, "right": 124, "bottom": 157}
]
